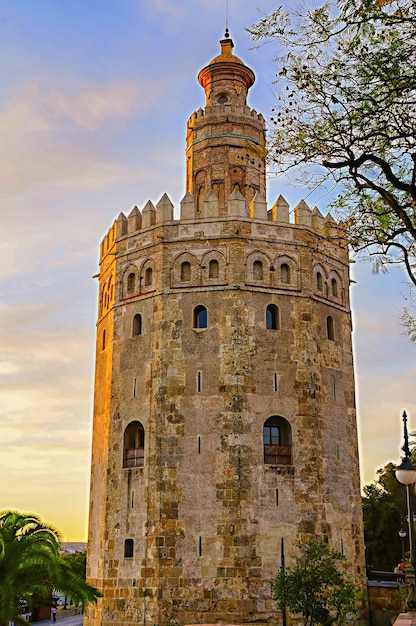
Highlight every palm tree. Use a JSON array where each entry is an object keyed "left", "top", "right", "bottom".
[{"left": 0, "top": 510, "right": 100, "bottom": 626}]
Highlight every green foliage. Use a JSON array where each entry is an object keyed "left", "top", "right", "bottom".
[
  {"left": 247, "top": 0, "right": 416, "bottom": 300},
  {"left": 0, "top": 511, "right": 100, "bottom": 626},
  {"left": 362, "top": 461, "right": 412, "bottom": 570},
  {"left": 271, "top": 541, "right": 363, "bottom": 626}
]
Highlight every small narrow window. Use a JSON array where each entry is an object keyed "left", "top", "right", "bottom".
[
  {"left": 327, "top": 315, "right": 335, "bottom": 341},
  {"left": 194, "top": 305, "right": 207, "bottom": 329},
  {"left": 181, "top": 261, "right": 191, "bottom": 281},
  {"left": 209, "top": 259, "right": 219, "bottom": 279},
  {"left": 333, "top": 380, "right": 336, "bottom": 400},
  {"left": 102, "top": 329, "right": 106, "bottom": 351},
  {"left": 340, "top": 538, "right": 344, "bottom": 557},
  {"left": 266, "top": 304, "right": 279, "bottom": 330},
  {"left": 197, "top": 436, "right": 201, "bottom": 454},
  {"left": 253, "top": 260, "right": 263, "bottom": 280},
  {"left": 281, "top": 263, "right": 290, "bottom": 284},
  {"left": 131, "top": 490, "right": 135, "bottom": 509},
  {"left": 275, "top": 488, "right": 279, "bottom": 506},
  {"left": 145, "top": 267, "right": 153, "bottom": 286},
  {"left": 317, "top": 271, "right": 323, "bottom": 292},
  {"left": 124, "top": 539, "right": 134, "bottom": 558},
  {"left": 273, "top": 372, "right": 278, "bottom": 393},
  {"left": 127, "top": 273, "right": 135, "bottom": 293},
  {"left": 133, "top": 378, "right": 137, "bottom": 398},
  {"left": 331, "top": 277, "right": 338, "bottom": 297},
  {"left": 197, "top": 371, "right": 202, "bottom": 393},
  {"left": 132, "top": 313, "right": 142, "bottom": 336},
  {"left": 336, "top": 443, "right": 340, "bottom": 460},
  {"left": 198, "top": 536, "right": 202, "bottom": 557}
]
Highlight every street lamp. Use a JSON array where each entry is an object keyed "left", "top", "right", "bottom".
[
  {"left": 399, "top": 528, "right": 407, "bottom": 563},
  {"left": 395, "top": 410, "right": 416, "bottom": 607}
]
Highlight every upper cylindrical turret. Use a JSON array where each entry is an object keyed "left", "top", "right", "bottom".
[
  {"left": 197, "top": 31, "right": 255, "bottom": 107},
  {"left": 186, "top": 33, "right": 266, "bottom": 217}
]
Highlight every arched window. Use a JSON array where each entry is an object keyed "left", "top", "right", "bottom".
[
  {"left": 132, "top": 314, "right": 142, "bottom": 336},
  {"left": 253, "top": 260, "right": 263, "bottom": 280},
  {"left": 181, "top": 261, "right": 191, "bottom": 281},
  {"left": 266, "top": 304, "right": 279, "bottom": 330},
  {"left": 331, "top": 277, "right": 338, "bottom": 297},
  {"left": 209, "top": 259, "right": 219, "bottom": 279},
  {"left": 281, "top": 263, "right": 290, "bottom": 284},
  {"left": 102, "top": 329, "right": 106, "bottom": 351},
  {"left": 127, "top": 273, "right": 136, "bottom": 293},
  {"left": 145, "top": 267, "right": 153, "bottom": 286},
  {"left": 327, "top": 316, "right": 335, "bottom": 341},
  {"left": 123, "top": 421, "right": 145, "bottom": 468},
  {"left": 263, "top": 416, "right": 292, "bottom": 465},
  {"left": 124, "top": 539, "right": 134, "bottom": 558},
  {"left": 316, "top": 271, "right": 323, "bottom": 292},
  {"left": 193, "top": 305, "right": 207, "bottom": 329}
]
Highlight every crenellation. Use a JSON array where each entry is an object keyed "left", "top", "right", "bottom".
[
  {"left": 311, "top": 205, "right": 324, "bottom": 231},
  {"left": 249, "top": 192, "right": 267, "bottom": 220},
  {"left": 269, "top": 194, "right": 290, "bottom": 223},
  {"left": 227, "top": 187, "right": 246, "bottom": 217},
  {"left": 116, "top": 214, "right": 127, "bottom": 238},
  {"left": 203, "top": 189, "right": 219, "bottom": 218},
  {"left": 142, "top": 200, "right": 156, "bottom": 228},
  {"left": 156, "top": 193, "right": 174, "bottom": 224},
  {"left": 294, "top": 199, "right": 312, "bottom": 226},
  {"left": 128, "top": 206, "right": 142, "bottom": 233}
]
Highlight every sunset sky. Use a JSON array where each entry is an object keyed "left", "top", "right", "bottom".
[{"left": 1, "top": 0, "right": 415, "bottom": 542}]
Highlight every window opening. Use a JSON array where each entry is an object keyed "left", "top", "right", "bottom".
[
  {"left": 145, "top": 267, "right": 153, "bottom": 286},
  {"left": 133, "top": 378, "right": 137, "bottom": 398},
  {"left": 276, "top": 488, "right": 279, "bottom": 506},
  {"left": 127, "top": 272, "right": 136, "bottom": 293},
  {"left": 327, "top": 316, "right": 335, "bottom": 341},
  {"left": 102, "top": 329, "right": 106, "bottom": 351},
  {"left": 273, "top": 372, "right": 278, "bottom": 393},
  {"left": 123, "top": 421, "right": 145, "bottom": 468},
  {"left": 331, "top": 277, "right": 338, "bottom": 297},
  {"left": 181, "top": 261, "right": 191, "bottom": 281},
  {"left": 263, "top": 416, "right": 292, "bottom": 465},
  {"left": 124, "top": 539, "right": 134, "bottom": 558},
  {"left": 281, "top": 263, "right": 290, "bottom": 284},
  {"left": 317, "top": 271, "right": 323, "bottom": 292},
  {"left": 209, "top": 259, "right": 219, "bottom": 279},
  {"left": 198, "top": 536, "right": 202, "bottom": 557},
  {"left": 253, "top": 260, "right": 263, "bottom": 280},
  {"left": 132, "top": 313, "right": 142, "bottom": 336},
  {"left": 194, "top": 305, "right": 207, "bottom": 329},
  {"left": 197, "top": 371, "right": 202, "bottom": 393},
  {"left": 131, "top": 490, "right": 135, "bottom": 509},
  {"left": 266, "top": 304, "right": 279, "bottom": 330},
  {"left": 198, "top": 436, "right": 201, "bottom": 454}
]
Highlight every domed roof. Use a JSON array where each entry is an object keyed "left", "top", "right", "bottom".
[{"left": 208, "top": 33, "right": 244, "bottom": 66}]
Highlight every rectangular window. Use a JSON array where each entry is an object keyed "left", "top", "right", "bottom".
[
  {"left": 131, "top": 490, "right": 135, "bottom": 509},
  {"left": 133, "top": 378, "right": 137, "bottom": 397},
  {"left": 197, "top": 371, "right": 202, "bottom": 393},
  {"left": 275, "top": 488, "right": 279, "bottom": 506},
  {"left": 333, "top": 380, "right": 336, "bottom": 400},
  {"left": 274, "top": 372, "right": 278, "bottom": 392},
  {"left": 198, "top": 435, "right": 201, "bottom": 454},
  {"left": 198, "top": 536, "right": 202, "bottom": 557}
]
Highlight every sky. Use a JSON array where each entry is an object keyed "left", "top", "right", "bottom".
[{"left": 0, "top": 0, "right": 414, "bottom": 542}]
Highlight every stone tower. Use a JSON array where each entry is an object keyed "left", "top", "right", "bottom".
[{"left": 86, "top": 33, "right": 365, "bottom": 626}]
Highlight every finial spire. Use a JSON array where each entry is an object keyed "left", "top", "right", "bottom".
[{"left": 225, "top": 0, "right": 229, "bottom": 38}]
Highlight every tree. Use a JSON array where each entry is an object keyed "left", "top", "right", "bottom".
[
  {"left": 271, "top": 540, "right": 363, "bottom": 626},
  {"left": 0, "top": 511, "right": 100, "bottom": 626},
  {"left": 247, "top": 0, "right": 416, "bottom": 295},
  {"left": 362, "top": 460, "right": 413, "bottom": 571}
]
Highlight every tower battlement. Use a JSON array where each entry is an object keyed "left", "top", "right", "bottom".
[{"left": 99, "top": 192, "right": 345, "bottom": 263}]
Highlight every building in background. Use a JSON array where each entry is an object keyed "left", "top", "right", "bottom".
[{"left": 86, "top": 32, "right": 365, "bottom": 626}]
